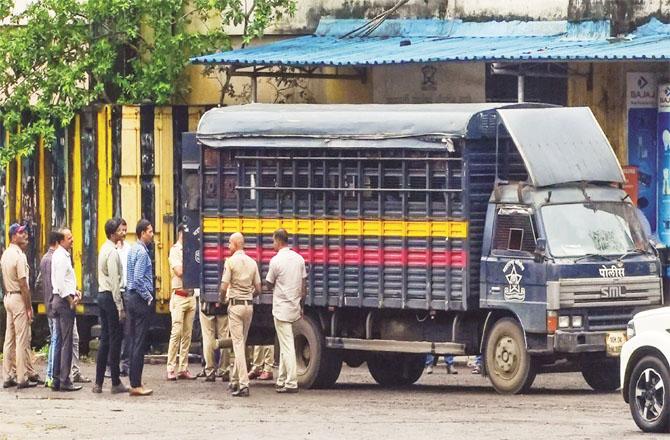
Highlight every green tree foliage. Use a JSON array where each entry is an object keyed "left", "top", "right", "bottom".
[{"left": 0, "top": 0, "right": 295, "bottom": 163}]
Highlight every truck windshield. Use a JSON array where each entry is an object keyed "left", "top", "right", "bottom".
[{"left": 541, "top": 202, "right": 649, "bottom": 258}]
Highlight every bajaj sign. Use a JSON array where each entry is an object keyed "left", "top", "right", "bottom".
[{"left": 659, "top": 84, "right": 670, "bottom": 107}]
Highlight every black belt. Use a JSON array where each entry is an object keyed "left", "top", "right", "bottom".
[
  {"left": 6, "top": 291, "right": 20, "bottom": 295},
  {"left": 229, "top": 299, "right": 252, "bottom": 306}
]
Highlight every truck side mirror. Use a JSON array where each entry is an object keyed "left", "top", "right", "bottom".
[{"left": 534, "top": 238, "right": 547, "bottom": 263}]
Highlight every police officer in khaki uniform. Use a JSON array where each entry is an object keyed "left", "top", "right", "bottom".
[
  {"left": 248, "top": 345, "right": 274, "bottom": 381},
  {"left": 2, "top": 223, "right": 35, "bottom": 389},
  {"left": 199, "top": 304, "right": 234, "bottom": 381},
  {"left": 166, "top": 224, "right": 197, "bottom": 380},
  {"left": 218, "top": 232, "right": 260, "bottom": 397}
]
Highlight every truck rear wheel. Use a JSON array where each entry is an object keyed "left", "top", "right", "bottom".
[
  {"left": 582, "top": 359, "right": 620, "bottom": 392},
  {"left": 367, "top": 354, "right": 424, "bottom": 387},
  {"left": 485, "top": 318, "right": 536, "bottom": 394},
  {"left": 293, "top": 315, "right": 342, "bottom": 389}
]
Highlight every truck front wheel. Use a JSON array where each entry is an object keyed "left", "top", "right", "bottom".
[
  {"left": 582, "top": 359, "right": 620, "bottom": 392},
  {"left": 292, "top": 315, "right": 343, "bottom": 389},
  {"left": 367, "top": 354, "right": 424, "bottom": 387},
  {"left": 485, "top": 318, "right": 536, "bottom": 394}
]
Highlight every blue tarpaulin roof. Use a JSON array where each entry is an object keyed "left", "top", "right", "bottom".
[{"left": 191, "top": 17, "right": 670, "bottom": 66}]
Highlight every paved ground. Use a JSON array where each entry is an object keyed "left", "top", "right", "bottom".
[{"left": 0, "top": 360, "right": 656, "bottom": 440}]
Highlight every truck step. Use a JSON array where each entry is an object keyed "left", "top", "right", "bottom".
[{"left": 325, "top": 337, "right": 465, "bottom": 355}]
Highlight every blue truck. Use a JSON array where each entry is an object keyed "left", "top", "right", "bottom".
[{"left": 181, "top": 103, "right": 663, "bottom": 394}]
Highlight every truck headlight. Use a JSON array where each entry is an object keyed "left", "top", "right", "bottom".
[
  {"left": 626, "top": 320, "right": 636, "bottom": 339},
  {"left": 558, "top": 316, "right": 570, "bottom": 328},
  {"left": 571, "top": 315, "right": 583, "bottom": 328}
]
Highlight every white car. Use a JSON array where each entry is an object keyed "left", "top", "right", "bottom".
[{"left": 621, "top": 306, "right": 670, "bottom": 432}]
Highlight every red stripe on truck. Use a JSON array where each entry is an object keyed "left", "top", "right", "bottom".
[{"left": 202, "top": 245, "right": 466, "bottom": 268}]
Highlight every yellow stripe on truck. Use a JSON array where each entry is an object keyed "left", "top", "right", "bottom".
[{"left": 202, "top": 217, "right": 467, "bottom": 238}]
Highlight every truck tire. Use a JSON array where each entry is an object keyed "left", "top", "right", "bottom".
[
  {"left": 485, "top": 318, "right": 536, "bottom": 394},
  {"left": 367, "top": 354, "right": 424, "bottom": 387},
  {"left": 76, "top": 315, "right": 97, "bottom": 356},
  {"left": 293, "top": 315, "right": 343, "bottom": 389},
  {"left": 582, "top": 359, "right": 620, "bottom": 392},
  {"left": 628, "top": 355, "right": 670, "bottom": 432}
]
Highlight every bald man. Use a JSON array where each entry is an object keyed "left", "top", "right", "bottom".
[{"left": 219, "top": 232, "right": 261, "bottom": 397}]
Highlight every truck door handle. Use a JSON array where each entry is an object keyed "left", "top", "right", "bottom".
[{"left": 490, "top": 286, "right": 501, "bottom": 293}]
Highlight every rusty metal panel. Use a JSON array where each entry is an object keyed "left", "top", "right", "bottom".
[
  {"left": 20, "top": 141, "right": 38, "bottom": 290},
  {"left": 111, "top": 106, "right": 122, "bottom": 218},
  {"left": 50, "top": 129, "right": 67, "bottom": 228},
  {"left": 140, "top": 106, "right": 155, "bottom": 227},
  {"left": 172, "top": 106, "right": 189, "bottom": 227},
  {"left": 80, "top": 109, "right": 99, "bottom": 297},
  {"left": 51, "top": 128, "right": 68, "bottom": 230}
]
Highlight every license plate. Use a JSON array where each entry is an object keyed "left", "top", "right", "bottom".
[{"left": 606, "top": 331, "right": 627, "bottom": 357}]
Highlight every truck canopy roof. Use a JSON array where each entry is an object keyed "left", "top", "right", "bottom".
[
  {"left": 497, "top": 107, "right": 624, "bottom": 187},
  {"left": 196, "top": 102, "right": 547, "bottom": 145},
  {"left": 197, "top": 103, "right": 624, "bottom": 186}
]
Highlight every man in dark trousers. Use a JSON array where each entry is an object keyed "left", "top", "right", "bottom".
[
  {"left": 51, "top": 228, "right": 82, "bottom": 392},
  {"left": 125, "top": 219, "right": 155, "bottom": 397},
  {"left": 36, "top": 230, "right": 64, "bottom": 388},
  {"left": 93, "top": 218, "right": 128, "bottom": 394}
]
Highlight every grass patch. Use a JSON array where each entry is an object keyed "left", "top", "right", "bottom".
[{"left": 36, "top": 343, "right": 50, "bottom": 357}]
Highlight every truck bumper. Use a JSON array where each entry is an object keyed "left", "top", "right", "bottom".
[{"left": 549, "top": 330, "right": 609, "bottom": 353}]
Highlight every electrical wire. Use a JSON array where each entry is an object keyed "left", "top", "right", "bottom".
[{"left": 340, "top": 0, "right": 410, "bottom": 39}]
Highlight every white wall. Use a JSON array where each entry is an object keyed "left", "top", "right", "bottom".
[
  {"left": 265, "top": 0, "right": 670, "bottom": 35},
  {"left": 446, "top": 0, "right": 569, "bottom": 20}
]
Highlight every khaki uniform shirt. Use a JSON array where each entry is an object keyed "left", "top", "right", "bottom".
[
  {"left": 221, "top": 250, "right": 260, "bottom": 300},
  {"left": 266, "top": 247, "right": 307, "bottom": 323},
  {"left": 1, "top": 243, "right": 28, "bottom": 293},
  {"left": 169, "top": 241, "right": 184, "bottom": 291}
]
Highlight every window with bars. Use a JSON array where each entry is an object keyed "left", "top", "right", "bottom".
[
  {"left": 202, "top": 147, "right": 465, "bottom": 219},
  {"left": 492, "top": 206, "right": 537, "bottom": 255}
]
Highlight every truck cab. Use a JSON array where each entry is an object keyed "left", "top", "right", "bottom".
[{"left": 480, "top": 108, "right": 662, "bottom": 393}]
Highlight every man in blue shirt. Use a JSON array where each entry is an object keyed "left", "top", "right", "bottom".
[{"left": 125, "top": 219, "right": 155, "bottom": 397}]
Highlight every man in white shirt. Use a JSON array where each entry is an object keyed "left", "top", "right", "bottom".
[
  {"left": 51, "top": 228, "right": 83, "bottom": 392},
  {"left": 265, "top": 229, "right": 307, "bottom": 394}
]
